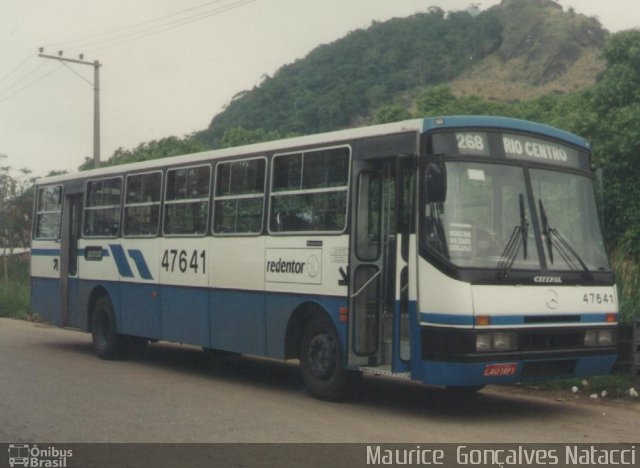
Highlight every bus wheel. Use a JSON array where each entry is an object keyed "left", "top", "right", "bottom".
[
  {"left": 299, "top": 316, "right": 347, "bottom": 401},
  {"left": 91, "top": 296, "right": 126, "bottom": 360}
]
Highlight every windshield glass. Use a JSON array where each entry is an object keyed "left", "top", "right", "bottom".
[
  {"left": 530, "top": 169, "right": 610, "bottom": 271},
  {"left": 423, "top": 162, "right": 540, "bottom": 269}
]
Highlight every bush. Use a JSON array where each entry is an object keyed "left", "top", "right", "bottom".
[
  {"left": 610, "top": 248, "right": 640, "bottom": 323},
  {"left": 0, "top": 255, "right": 30, "bottom": 319}
]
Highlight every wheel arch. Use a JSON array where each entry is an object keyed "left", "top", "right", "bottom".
[
  {"left": 284, "top": 301, "right": 336, "bottom": 360},
  {"left": 87, "top": 285, "right": 110, "bottom": 333}
]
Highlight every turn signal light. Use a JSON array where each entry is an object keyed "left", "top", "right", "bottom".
[
  {"left": 339, "top": 307, "right": 348, "bottom": 323},
  {"left": 605, "top": 313, "right": 617, "bottom": 323},
  {"left": 475, "top": 315, "right": 491, "bottom": 326}
]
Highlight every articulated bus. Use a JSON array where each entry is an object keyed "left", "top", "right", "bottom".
[{"left": 30, "top": 116, "right": 617, "bottom": 399}]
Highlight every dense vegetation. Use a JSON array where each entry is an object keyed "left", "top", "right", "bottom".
[{"left": 195, "top": 6, "right": 504, "bottom": 147}]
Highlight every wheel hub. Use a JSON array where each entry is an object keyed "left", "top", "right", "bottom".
[{"left": 308, "top": 332, "right": 337, "bottom": 379}]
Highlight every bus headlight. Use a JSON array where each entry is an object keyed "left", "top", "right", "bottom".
[
  {"left": 493, "top": 332, "right": 517, "bottom": 350},
  {"left": 476, "top": 332, "right": 517, "bottom": 352},
  {"left": 476, "top": 334, "right": 492, "bottom": 351},
  {"left": 585, "top": 329, "right": 614, "bottom": 347}
]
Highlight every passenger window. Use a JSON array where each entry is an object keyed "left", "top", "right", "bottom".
[
  {"left": 213, "top": 158, "right": 266, "bottom": 234},
  {"left": 84, "top": 177, "right": 122, "bottom": 238},
  {"left": 270, "top": 147, "right": 350, "bottom": 233},
  {"left": 124, "top": 172, "right": 162, "bottom": 237},
  {"left": 164, "top": 165, "right": 211, "bottom": 236},
  {"left": 34, "top": 185, "right": 63, "bottom": 239}
]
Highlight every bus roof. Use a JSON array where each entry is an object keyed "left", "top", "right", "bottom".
[{"left": 37, "top": 115, "right": 590, "bottom": 185}]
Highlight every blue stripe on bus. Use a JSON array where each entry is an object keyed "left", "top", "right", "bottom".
[
  {"left": 421, "top": 312, "right": 612, "bottom": 326},
  {"left": 31, "top": 248, "right": 60, "bottom": 256},
  {"left": 109, "top": 244, "right": 134, "bottom": 278},
  {"left": 127, "top": 249, "right": 153, "bottom": 280},
  {"left": 420, "top": 313, "right": 474, "bottom": 326}
]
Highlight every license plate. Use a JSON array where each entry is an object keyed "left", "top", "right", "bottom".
[{"left": 483, "top": 363, "right": 518, "bottom": 377}]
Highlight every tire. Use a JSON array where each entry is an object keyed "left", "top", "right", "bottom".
[
  {"left": 91, "top": 296, "right": 126, "bottom": 360},
  {"left": 299, "top": 315, "right": 348, "bottom": 401},
  {"left": 126, "top": 336, "right": 149, "bottom": 357},
  {"left": 446, "top": 385, "right": 486, "bottom": 395}
]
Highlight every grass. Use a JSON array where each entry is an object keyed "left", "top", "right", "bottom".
[
  {"left": 0, "top": 255, "right": 30, "bottom": 319},
  {"left": 525, "top": 374, "right": 638, "bottom": 399}
]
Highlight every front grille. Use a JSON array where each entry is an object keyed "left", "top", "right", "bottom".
[{"left": 521, "top": 331, "right": 582, "bottom": 351}]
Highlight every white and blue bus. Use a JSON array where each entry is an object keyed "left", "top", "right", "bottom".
[{"left": 30, "top": 116, "right": 617, "bottom": 399}]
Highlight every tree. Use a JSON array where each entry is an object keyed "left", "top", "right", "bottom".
[
  {"left": 588, "top": 30, "right": 640, "bottom": 256},
  {"left": 0, "top": 157, "right": 34, "bottom": 282},
  {"left": 79, "top": 135, "right": 204, "bottom": 170}
]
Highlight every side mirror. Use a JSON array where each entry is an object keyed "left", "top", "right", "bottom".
[{"left": 425, "top": 161, "right": 447, "bottom": 203}]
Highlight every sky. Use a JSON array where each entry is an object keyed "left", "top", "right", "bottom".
[{"left": 0, "top": 0, "right": 638, "bottom": 178}]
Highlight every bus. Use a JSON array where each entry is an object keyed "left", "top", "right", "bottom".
[{"left": 30, "top": 116, "right": 618, "bottom": 400}]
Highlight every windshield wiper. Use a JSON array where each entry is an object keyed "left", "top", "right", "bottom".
[
  {"left": 538, "top": 199, "right": 592, "bottom": 279},
  {"left": 497, "top": 194, "right": 529, "bottom": 278}
]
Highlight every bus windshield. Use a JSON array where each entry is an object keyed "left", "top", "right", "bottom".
[{"left": 422, "top": 161, "right": 609, "bottom": 272}]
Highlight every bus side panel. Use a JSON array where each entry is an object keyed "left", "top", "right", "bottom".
[
  {"left": 263, "top": 235, "right": 350, "bottom": 358},
  {"left": 160, "top": 285, "right": 209, "bottom": 346},
  {"left": 159, "top": 238, "right": 211, "bottom": 347},
  {"left": 118, "top": 239, "right": 161, "bottom": 340},
  {"left": 30, "top": 243, "right": 62, "bottom": 325},
  {"left": 210, "top": 237, "right": 266, "bottom": 355},
  {"left": 30, "top": 276, "right": 62, "bottom": 325},
  {"left": 210, "top": 289, "right": 265, "bottom": 354},
  {"left": 121, "top": 283, "right": 162, "bottom": 340}
]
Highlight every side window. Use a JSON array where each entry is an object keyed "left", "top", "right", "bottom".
[
  {"left": 84, "top": 177, "right": 122, "bottom": 238},
  {"left": 164, "top": 165, "right": 211, "bottom": 236},
  {"left": 270, "top": 147, "right": 350, "bottom": 233},
  {"left": 34, "top": 185, "right": 63, "bottom": 239},
  {"left": 124, "top": 172, "right": 162, "bottom": 237},
  {"left": 213, "top": 158, "right": 266, "bottom": 234}
]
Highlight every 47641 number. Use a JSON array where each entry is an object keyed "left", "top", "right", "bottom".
[{"left": 161, "top": 249, "right": 206, "bottom": 274}]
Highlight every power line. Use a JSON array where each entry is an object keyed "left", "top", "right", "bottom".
[
  {"left": 0, "top": 62, "right": 48, "bottom": 98},
  {"left": 0, "top": 64, "right": 61, "bottom": 104},
  {"left": 0, "top": 54, "right": 35, "bottom": 85},
  {"left": 45, "top": 0, "right": 254, "bottom": 53},
  {"left": 46, "top": 0, "right": 230, "bottom": 49},
  {"left": 0, "top": 0, "right": 260, "bottom": 101},
  {"left": 82, "top": 0, "right": 259, "bottom": 54}
]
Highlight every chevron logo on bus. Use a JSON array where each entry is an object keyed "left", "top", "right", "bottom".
[{"left": 109, "top": 244, "right": 154, "bottom": 280}]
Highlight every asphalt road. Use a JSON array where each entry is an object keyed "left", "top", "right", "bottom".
[{"left": 1, "top": 317, "right": 639, "bottom": 445}]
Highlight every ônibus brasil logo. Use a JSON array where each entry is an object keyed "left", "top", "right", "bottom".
[{"left": 8, "top": 444, "right": 73, "bottom": 467}]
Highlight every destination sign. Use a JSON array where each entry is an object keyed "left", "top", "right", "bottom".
[
  {"left": 448, "top": 132, "right": 584, "bottom": 169},
  {"left": 501, "top": 134, "right": 581, "bottom": 169},
  {"left": 454, "top": 132, "right": 489, "bottom": 156}
]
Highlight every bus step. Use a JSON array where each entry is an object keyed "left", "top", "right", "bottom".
[{"left": 359, "top": 366, "right": 411, "bottom": 379}]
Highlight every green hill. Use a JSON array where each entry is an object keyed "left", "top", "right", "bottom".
[{"left": 195, "top": 0, "right": 607, "bottom": 148}]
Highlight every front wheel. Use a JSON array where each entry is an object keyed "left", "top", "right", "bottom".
[
  {"left": 91, "top": 296, "right": 127, "bottom": 360},
  {"left": 299, "top": 316, "right": 348, "bottom": 401}
]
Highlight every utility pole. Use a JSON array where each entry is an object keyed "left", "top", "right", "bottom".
[{"left": 38, "top": 49, "right": 101, "bottom": 168}]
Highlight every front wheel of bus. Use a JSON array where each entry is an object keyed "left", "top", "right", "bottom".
[
  {"left": 300, "top": 316, "right": 347, "bottom": 401},
  {"left": 91, "top": 296, "right": 126, "bottom": 360}
]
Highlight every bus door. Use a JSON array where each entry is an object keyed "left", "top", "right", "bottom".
[
  {"left": 60, "top": 193, "right": 82, "bottom": 328},
  {"left": 348, "top": 158, "right": 409, "bottom": 371}
]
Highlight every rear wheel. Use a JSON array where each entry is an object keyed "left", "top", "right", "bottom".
[
  {"left": 299, "top": 316, "right": 348, "bottom": 400},
  {"left": 91, "top": 296, "right": 126, "bottom": 360}
]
